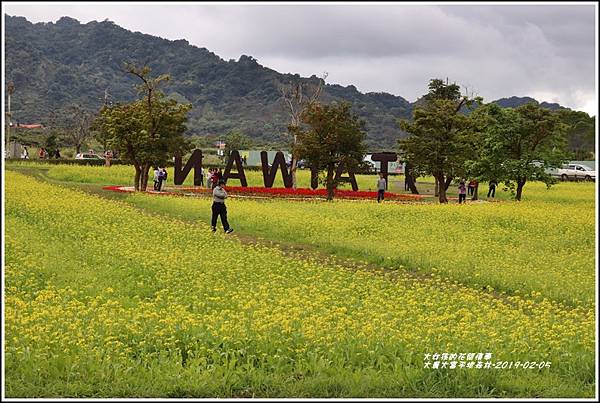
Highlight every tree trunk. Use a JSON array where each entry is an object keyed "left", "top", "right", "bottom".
[
  {"left": 471, "top": 183, "right": 479, "bottom": 201},
  {"left": 140, "top": 163, "right": 151, "bottom": 191},
  {"left": 434, "top": 178, "right": 439, "bottom": 197},
  {"left": 515, "top": 178, "right": 526, "bottom": 201},
  {"left": 404, "top": 167, "right": 419, "bottom": 194},
  {"left": 134, "top": 165, "right": 142, "bottom": 191},
  {"left": 407, "top": 175, "right": 419, "bottom": 194},
  {"left": 310, "top": 167, "right": 319, "bottom": 190},
  {"left": 76, "top": 144, "right": 82, "bottom": 155},
  {"left": 436, "top": 174, "right": 448, "bottom": 204},
  {"left": 326, "top": 165, "right": 335, "bottom": 201},
  {"left": 404, "top": 163, "right": 419, "bottom": 194},
  {"left": 291, "top": 133, "right": 298, "bottom": 189},
  {"left": 291, "top": 155, "right": 298, "bottom": 189}
]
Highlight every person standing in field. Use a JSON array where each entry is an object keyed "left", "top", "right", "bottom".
[
  {"left": 468, "top": 179, "right": 477, "bottom": 196},
  {"left": 211, "top": 178, "right": 233, "bottom": 234},
  {"left": 104, "top": 149, "right": 113, "bottom": 167},
  {"left": 152, "top": 167, "right": 160, "bottom": 190},
  {"left": 377, "top": 172, "right": 387, "bottom": 203},
  {"left": 487, "top": 179, "right": 498, "bottom": 198},
  {"left": 199, "top": 167, "right": 205, "bottom": 187},
  {"left": 206, "top": 168, "right": 212, "bottom": 188},
  {"left": 458, "top": 180, "right": 467, "bottom": 204},
  {"left": 156, "top": 167, "right": 165, "bottom": 191},
  {"left": 211, "top": 169, "right": 219, "bottom": 189},
  {"left": 161, "top": 167, "right": 168, "bottom": 190}
]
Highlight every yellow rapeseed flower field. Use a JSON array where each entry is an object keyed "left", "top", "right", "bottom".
[
  {"left": 126, "top": 181, "right": 595, "bottom": 306},
  {"left": 3, "top": 169, "right": 595, "bottom": 397}
]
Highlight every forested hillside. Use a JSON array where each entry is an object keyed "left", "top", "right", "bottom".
[{"left": 4, "top": 15, "right": 595, "bottom": 155}]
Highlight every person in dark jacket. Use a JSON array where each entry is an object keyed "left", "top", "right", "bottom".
[
  {"left": 211, "top": 179, "right": 233, "bottom": 234},
  {"left": 467, "top": 179, "right": 477, "bottom": 196},
  {"left": 377, "top": 173, "right": 387, "bottom": 203},
  {"left": 458, "top": 180, "right": 467, "bottom": 204},
  {"left": 159, "top": 167, "right": 168, "bottom": 191},
  {"left": 487, "top": 179, "right": 498, "bottom": 198},
  {"left": 152, "top": 167, "right": 160, "bottom": 190}
]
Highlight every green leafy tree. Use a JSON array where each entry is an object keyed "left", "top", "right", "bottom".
[
  {"left": 43, "top": 133, "right": 59, "bottom": 155},
  {"left": 469, "top": 103, "right": 568, "bottom": 201},
  {"left": 423, "top": 78, "right": 462, "bottom": 102},
  {"left": 558, "top": 109, "right": 595, "bottom": 160},
  {"left": 95, "top": 64, "right": 192, "bottom": 191},
  {"left": 223, "top": 129, "right": 253, "bottom": 163},
  {"left": 93, "top": 108, "right": 112, "bottom": 153},
  {"left": 399, "top": 78, "right": 482, "bottom": 203},
  {"left": 292, "top": 102, "right": 367, "bottom": 201}
]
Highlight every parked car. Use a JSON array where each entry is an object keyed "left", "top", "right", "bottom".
[
  {"left": 75, "top": 153, "right": 103, "bottom": 160},
  {"left": 548, "top": 163, "right": 596, "bottom": 181}
]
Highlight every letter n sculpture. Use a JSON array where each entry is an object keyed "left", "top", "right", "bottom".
[{"left": 174, "top": 149, "right": 203, "bottom": 186}]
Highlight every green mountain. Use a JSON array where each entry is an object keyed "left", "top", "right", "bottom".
[
  {"left": 492, "top": 96, "right": 564, "bottom": 110},
  {"left": 4, "top": 15, "right": 594, "bottom": 155},
  {"left": 5, "top": 15, "right": 413, "bottom": 149}
]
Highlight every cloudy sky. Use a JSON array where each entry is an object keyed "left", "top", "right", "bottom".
[{"left": 3, "top": 2, "right": 598, "bottom": 115}]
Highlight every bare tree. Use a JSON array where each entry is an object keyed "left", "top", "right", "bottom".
[
  {"left": 279, "top": 72, "right": 328, "bottom": 188},
  {"left": 48, "top": 105, "right": 95, "bottom": 155}
]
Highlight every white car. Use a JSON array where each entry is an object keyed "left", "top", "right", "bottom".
[
  {"left": 75, "top": 153, "right": 103, "bottom": 160},
  {"left": 549, "top": 163, "right": 596, "bottom": 181}
]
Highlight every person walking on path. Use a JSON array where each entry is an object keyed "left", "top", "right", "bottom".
[
  {"left": 487, "top": 179, "right": 498, "bottom": 198},
  {"left": 458, "top": 180, "right": 467, "bottom": 204},
  {"left": 377, "top": 173, "right": 387, "bottom": 203},
  {"left": 211, "top": 179, "right": 233, "bottom": 234}
]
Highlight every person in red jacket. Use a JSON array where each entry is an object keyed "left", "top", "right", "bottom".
[{"left": 468, "top": 179, "right": 477, "bottom": 196}]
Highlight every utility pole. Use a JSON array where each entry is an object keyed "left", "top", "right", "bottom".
[
  {"left": 103, "top": 88, "right": 113, "bottom": 106},
  {"left": 5, "top": 81, "right": 14, "bottom": 158}
]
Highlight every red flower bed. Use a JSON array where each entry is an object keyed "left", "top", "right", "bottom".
[
  {"left": 102, "top": 185, "right": 131, "bottom": 193},
  {"left": 180, "top": 186, "right": 425, "bottom": 200},
  {"left": 103, "top": 185, "right": 426, "bottom": 201}
]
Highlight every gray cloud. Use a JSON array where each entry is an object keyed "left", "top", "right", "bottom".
[{"left": 3, "top": 2, "right": 597, "bottom": 114}]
